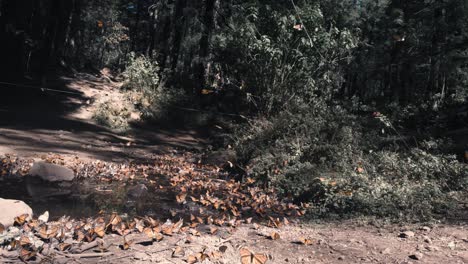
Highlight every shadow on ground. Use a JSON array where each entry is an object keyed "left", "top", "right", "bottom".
[{"left": 0, "top": 74, "right": 207, "bottom": 162}]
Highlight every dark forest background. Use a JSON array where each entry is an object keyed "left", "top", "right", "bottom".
[{"left": 1, "top": 0, "right": 468, "bottom": 220}]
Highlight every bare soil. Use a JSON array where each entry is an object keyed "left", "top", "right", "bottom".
[
  {"left": 0, "top": 74, "right": 467, "bottom": 263},
  {"left": 0, "top": 73, "right": 206, "bottom": 163}
]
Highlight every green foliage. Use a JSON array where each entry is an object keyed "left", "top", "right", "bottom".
[
  {"left": 120, "top": 53, "right": 192, "bottom": 122},
  {"left": 122, "top": 53, "right": 160, "bottom": 93},
  {"left": 234, "top": 104, "right": 468, "bottom": 220},
  {"left": 78, "top": 0, "right": 130, "bottom": 68},
  {"left": 213, "top": 1, "right": 357, "bottom": 114},
  {"left": 93, "top": 100, "right": 132, "bottom": 133}
]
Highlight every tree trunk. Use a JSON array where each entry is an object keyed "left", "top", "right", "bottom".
[{"left": 196, "top": 0, "right": 218, "bottom": 92}]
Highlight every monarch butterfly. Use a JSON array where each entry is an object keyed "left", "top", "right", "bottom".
[{"left": 240, "top": 247, "right": 268, "bottom": 264}]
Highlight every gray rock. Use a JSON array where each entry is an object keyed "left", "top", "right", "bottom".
[
  {"left": 381, "top": 248, "right": 392, "bottom": 255},
  {"left": 0, "top": 198, "right": 33, "bottom": 227},
  {"left": 420, "top": 226, "right": 431, "bottom": 232},
  {"left": 399, "top": 231, "right": 415, "bottom": 238},
  {"left": 409, "top": 252, "right": 423, "bottom": 260},
  {"left": 29, "top": 161, "right": 75, "bottom": 182},
  {"left": 423, "top": 236, "right": 432, "bottom": 244}
]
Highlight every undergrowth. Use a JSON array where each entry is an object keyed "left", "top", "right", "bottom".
[{"left": 233, "top": 102, "right": 468, "bottom": 221}]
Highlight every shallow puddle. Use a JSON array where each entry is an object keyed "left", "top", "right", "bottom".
[{"left": 0, "top": 175, "right": 178, "bottom": 220}]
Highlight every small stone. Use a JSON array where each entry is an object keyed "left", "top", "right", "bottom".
[
  {"left": 381, "top": 248, "right": 391, "bottom": 255},
  {"left": 338, "top": 256, "right": 345, "bottom": 260},
  {"left": 425, "top": 246, "right": 439, "bottom": 252},
  {"left": 448, "top": 241, "right": 456, "bottom": 250},
  {"left": 409, "top": 252, "right": 423, "bottom": 260},
  {"left": 420, "top": 226, "right": 431, "bottom": 232},
  {"left": 423, "top": 236, "right": 432, "bottom": 244},
  {"left": 284, "top": 258, "right": 289, "bottom": 262},
  {"left": 399, "top": 231, "right": 415, "bottom": 238},
  {"left": 134, "top": 252, "right": 150, "bottom": 260}
]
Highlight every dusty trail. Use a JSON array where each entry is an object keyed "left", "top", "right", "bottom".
[
  {"left": 0, "top": 74, "right": 467, "bottom": 263},
  {"left": 0, "top": 73, "right": 206, "bottom": 162}
]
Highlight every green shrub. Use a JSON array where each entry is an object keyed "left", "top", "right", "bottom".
[
  {"left": 234, "top": 104, "right": 468, "bottom": 220},
  {"left": 93, "top": 100, "right": 132, "bottom": 132},
  {"left": 122, "top": 53, "right": 160, "bottom": 93}
]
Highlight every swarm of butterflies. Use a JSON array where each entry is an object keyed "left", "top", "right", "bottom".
[
  {"left": 0, "top": 210, "right": 315, "bottom": 263},
  {"left": 1, "top": 151, "right": 312, "bottom": 263}
]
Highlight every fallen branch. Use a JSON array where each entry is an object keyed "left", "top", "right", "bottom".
[{"left": 61, "top": 252, "right": 114, "bottom": 259}]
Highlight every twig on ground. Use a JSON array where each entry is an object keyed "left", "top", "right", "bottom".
[
  {"left": 216, "top": 237, "right": 233, "bottom": 246},
  {"left": 58, "top": 251, "right": 114, "bottom": 259}
]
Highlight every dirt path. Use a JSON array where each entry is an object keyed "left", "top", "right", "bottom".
[
  {"left": 0, "top": 73, "right": 206, "bottom": 162},
  {"left": 0, "top": 74, "right": 467, "bottom": 263},
  {"left": 107, "top": 222, "right": 468, "bottom": 264}
]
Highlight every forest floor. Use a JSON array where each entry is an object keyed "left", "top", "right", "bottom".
[{"left": 0, "top": 73, "right": 467, "bottom": 263}]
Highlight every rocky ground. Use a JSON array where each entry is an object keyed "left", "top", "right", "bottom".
[{"left": 0, "top": 73, "right": 467, "bottom": 263}]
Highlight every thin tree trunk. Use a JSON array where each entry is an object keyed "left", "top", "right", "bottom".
[{"left": 196, "top": 0, "right": 218, "bottom": 92}]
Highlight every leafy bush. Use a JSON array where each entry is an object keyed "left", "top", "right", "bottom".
[
  {"left": 120, "top": 53, "right": 193, "bottom": 123},
  {"left": 213, "top": 2, "right": 357, "bottom": 114},
  {"left": 93, "top": 100, "right": 132, "bottom": 132},
  {"left": 234, "top": 104, "right": 468, "bottom": 220},
  {"left": 122, "top": 53, "right": 160, "bottom": 93}
]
